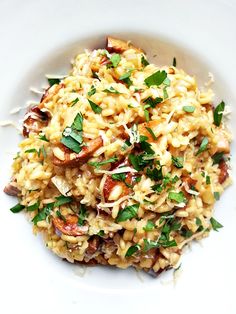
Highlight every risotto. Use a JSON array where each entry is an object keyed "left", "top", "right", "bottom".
[{"left": 4, "top": 37, "right": 231, "bottom": 276}]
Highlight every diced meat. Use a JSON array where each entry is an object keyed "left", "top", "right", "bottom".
[
  {"left": 52, "top": 215, "right": 88, "bottom": 236},
  {"left": 4, "top": 182, "right": 20, "bottom": 196},
  {"left": 23, "top": 106, "right": 51, "bottom": 137},
  {"left": 53, "top": 136, "right": 103, "bottom": 167},
  {"left": 106, "top": 36, "right": 143, "bottom": 54},
  {"left": 138, "top": 120, "right": 160, "bottom": 142},
  {"left": 218, "top": 160, "right": 229, "bottom": 184},
  {"left": 86, "top": 236, "right": 101, "bottom": 256}
]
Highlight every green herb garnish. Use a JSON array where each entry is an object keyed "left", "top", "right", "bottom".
[
  {"left": 56, "top": 210, "right": 66, "bottom": 222},
  {"left": 103, "top": 86, "right": 121, "bottom": 94},
  {"left": 196, "top": 137, "right": 208, "bottom": 155},
  {"left": 172, "top": 57, "right": 177, "bottom": 67},
  {"left": 72, "top": 112, "right": 83, "bottom": 131},
  {"left": 119, "top": 70, "right": 133, "bottom": 87},
  {"left": 87, "top": 85, "right": 96, "bottom": 96},
  {"left": 212, "top": 152, "right": 224, "bottom": 165},
  {"left": 168, "top": 191, "right": 186, "bottom": 203},
  {"left": 48, "top": 78, "right": 60, "bottom": 87},
  {"left": 88, "top": 156, "right": 118, "bottom": 169},
  {"left": 125, "top": 244, "right": 140, "bottom": 257},
  {"left": 214, "top": 192, "right": 220, "bottom": 200},
  {"left": 61, "top": 135, "right": 82, "bottom": 154},
  {"left": 71, "top": 98, "right": 79, "bottom": 106},
  {"left": 10, "top": 203, "right": 25, "bottom": 213},
  {"left": 32, "top": 203, "right": 54, "bottom": 225},
  {"left": 38, "top": 134, "right": 49, "bottom": 142},
  {"left": 110, "top": 54, "right": 121, "bottom": 68},
  {"left": 143, "top": 220, "right": 155, "bottom": 231},
  {"left": 213, "top": 101, "right": 225, "bottom": 126},
  {"left": 144, "top": 70, "right": 168, "bottom": 87},
  {"left": 27, "top": 201, "right": 40, "bottom": 212},
  {"left": 25, "top": 148, "right": 38, "bottom": 154},
  {"left": 78, "top": 204, "right": 87, "bottom": 226},
  {"left": 206, "top": 175, "right": 211, "bottom": 185},
  {"left": 171, "top": 156, "right": 183, "bottom": 168},
  {"left": 54, "top": 195, "right": 73, "bottom": 207},
  {"left": 141, "top": 55, "right": 149, "bottom": 67},
  {"left": 88, "top": 99, "right": 102, "bottom": 114},
  {"left": 210, "top": 217, "right": 223, "bottom": 231},
  {"left": 116, "top": 203, "right": 139, "bottom": 222},
  {"left": 145, "top": 127, "right": 157, "bottom": 140}
]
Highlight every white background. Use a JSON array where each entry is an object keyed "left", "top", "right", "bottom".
[{"left": 0, "top": 1, "right": 235, "bottom": 313}]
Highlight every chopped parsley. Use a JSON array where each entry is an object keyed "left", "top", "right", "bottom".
[
  {"left": 78, "top": 204, "right": 87, "bottom": 226},
  {"left": 214, "top": 192, "right": 220, "bottom": 201},
  {"left": 143, "top": 220, "right": 155, "bottom": 231},
  {"left": 183, "top": 105, "right": 195, "bottom": 113},
  {"left": 32, "top": 203, "right": 54, "bottom": 225},
  {"left": 88, "top": 99, "right": 102, "bottom": 114},
  {"left": 111, "top": 173, "right": 126, "bottom": 181},
  {"left": 87, "top": 85, "right": 96, "bottom": 96},
  {"left": 39, "top": 145, "right": 47, "bottom": 158},
  {"left": 143, "top": 96, "right": 163, "bottom": 108},
  {"left": 38, "top": 134, "right": 49, "bottom": 142},
  {"left": 48, "top": 78, "right": 60, "bottom": 87},
  {"left": 212, "top": 152, "right": 224, "bottom": 165},
  {"left": 71, "top": 98, "right": 79, "bottom": 106},
  {"left": 25, "top": 148, "right": 38, "bottom": 154},
  {"left": 141, "top": 55, "right": 149, "bottom": 67},
  {"left": 88, "top": 156, "right": 118, "bottom": 169},
  {"left": 103, "top": 86, "right": 121, "bottom": 94},
  {"left": 10, "top": 203, "right": 25, "bottom": 213},
  {"left": 168, "top": 191, "right": 186, "bottom": 203},
  {"left": 196, "top": 137, "right": 208, "bottom": 155},
  {"left": 61, "top": 112, "right": 83, "bottom": 153},
  {"left": 213, "top": 101, "right": 225, "bottom": 126},
  {"left": 27, "top": 201, "right": 40, "bottom": 212},
  {"left": 97, "top": 230, "right": 105, "bottom": 237},
  {"left": 210, "top": 217, "right": 223, "bottom": 231},
  {"left": 61, "top": 131, "right": 82, "bottom": 153},
  {"left": 119, "top": 70, "right": 133, "bottom": 87},
  {"left": 146, "top": 165, "right": 163, "bottom": 181},
  {"left": 206, "top": 175, "right": 211, "bottom": 185},
  {"left": 121, "top": 139, "right": 132, "bottom": 151},
  {"left": 125, "top": 244, "right": 140, "bottom": 257},
  {"left": 72, "top": 112, "right": 83, "bottom": 131},
  {"left": 128, "top": 153, "right": 152, "bottom": 171},
  {"left": 116, "top": 203, "right": 139, "bottom": 222},
  {"left": 54, "top": 195, "right": 73, "bottom": 207},
  {"left": 144, "top": 70, "right": 168, "bottom": 87},
  {"left": 56, "top": 210, "right": 66, "bottom": 222},
  {"left": 145, "top": 127, "right": 157, "bottom": 140},
  {"left": 196, "top": 217, "right": 202, "bottom": 226},
  {"left": 171, "top": 156, "right": 184, "bottom": 168},
  {"left": 151, "top": 183, "right": 163, "bottom": 193},
  {"left": 109, "top": 53, "right": 121, "bottom": 68},
  {"left": 180, "top": 228, "right": 193, "bottom": 238}
]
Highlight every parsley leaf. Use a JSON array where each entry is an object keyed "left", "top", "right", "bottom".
[
  {"left": 168, "top": 191, "right": 186, "bottom": 203},
  {"left": 196, "top": 137, "right": 208, "bottom": 155},
  {"left": 111, "top": 173, "right": 126, "bottom": 182},
  {"left": 56, "top": 210, "right": 66, "bottom": 222},
  {"left": 145, "top": 127, "right": 157, "bottom": 140},
  {"left": 48, "top": 78, "right": 60, "bottom": 87},
  {"left": 143, "top": 220, "right": 155, "bottom": 231},
  {"left": 141, "top": 55, "right": 149, "bottom": 67},
  {"left": 25, "top": 148, "right": 38, "bottom": 154},
  {"left": 119, "top": 70, "right": 133, "bottom": 87},
  {"left": 210, "top": 217, "right": 223, "bottom": 231},
  {"left": 116, "top": 203, "right": 139, "bottom": 222},
  {"left": 10, "top": 203, "right": 25, "bottom": 213},
  {"left": 151, "top": 183, "right": 163, "bottom": 193},
  {"left": 88, "top": 99, "right": 102, "bottom": 114},
  {"left": 171, "top": 156, "right": 184, "bottom": 168},
  {"left": 125, "top": 244, "right": 140, "bottom": 257},
  {"left": 143, "top": 96, "right": 163, "bottom": 108},
  {"left": 206, "top": 175, "right": 211, "bottom": 185},
  {"left": 27, "top": 201, "right": 40, "bottom": 212},
  {"left": 87, "top": 85, "right": 96, "bottom": 96},
  {"left": 146, "top": 165, "right": 163, "bottom": 181},
  {"left": 61, "top": 135, "right": 82, "bottom": 153},
  {"left": 110, "top": 54, "right": 121, "bottom": 68},
  {"left": 38, "top": 134, "right": 49, "bottom": 142},
  {"left": 183, "top": 105, "right": 195, "bottom": 113},
  {"left": 128, "top": 153, "right": 152, "bottom": 171},
  {"left": 88, "top": 156, "right": 118, "bottom": 168},
  {"left": 54, "top": 195, "right": 73, "bottom": 207},
  {"left": 103, "top": 86, "right": 121, "bottom": 94},
  {"left": 71, "top": 98, "right": 79, "bottom": 106},
  {"left": 212, "top": 152, "right": 224, "bottom": 165},
  {"left": 214, "top": 101, "right": 225, "bottom": 126},
  {"left": 72, "top": 112, "right": 83, "bottom": 131},
  {"left": 214, "top": 192, "right": 220, "bottom": 200},
  {"left": 144, "top": 70, "right": 168, "bottom": 87},
  {"left": 32, "top": 203, "right": 54, "bottom": 225},
  {"left": 78, "top": 204, "right": 87, "bottom": 226}
]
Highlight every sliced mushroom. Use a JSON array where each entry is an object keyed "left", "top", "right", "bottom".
[
  {"left": 103, "top": 162, "right": 135, "bottom": 202},
  {"left": 86, "top": 236, "right": 101, "bottom": 257},
  {"left": 53, "top": 136, "right": 103, "bottom": 167},
  {"left": 106, "top": 36, "right": 143, "bottom": 54},
  {"left": 218, "top": 160, "right": 229, "bottom": 184},
  {"left": 4, "top": 182, "right": 20, "bottom": 196},
  {"left": 52, "top": 215, "right": 88, "bottom": 236},
  {"left": 23, "top": 106, "right": 51, "bottom": 137}
]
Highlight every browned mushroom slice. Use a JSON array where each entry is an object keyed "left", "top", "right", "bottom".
[
  {"left": 103, "top": 163, "right": 135, "bottom": 202},
  {"left": 106, "top": 36, "right": 143, "bottom": 53},
  {"left": 86, "top": 236, "right": 101, "bottom": 256},
  {"left": 39, "top": 83, "right": 64, "bottom": 108},
  {"left": 4, "top": 182, "right": 20, "bottom": 196},
  {"left": 53, "top": 136, "right": 103, "bottom": 167},
  {"left": 218, "top": 160, "right": 229, "bottom": 184},
  {"left": 52, "top": 215, "right": 88, "bottom": 236},
  {"left": 23, "top": 106, "right": 51, "bottom": 137}
]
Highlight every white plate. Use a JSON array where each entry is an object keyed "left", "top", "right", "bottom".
[{"left": 0, "top": 1, "right": 235, "bottom": 313}]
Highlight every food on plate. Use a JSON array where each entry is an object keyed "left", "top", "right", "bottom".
[{"left": 5, "top": 37, "right": 231, "bottom": 276}]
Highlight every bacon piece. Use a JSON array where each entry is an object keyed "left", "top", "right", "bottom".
[
  {"left": 52, "top": 215, "right": 88, "bottom": 236},
  {"left": 23, "top": 106, "right": 50, "bottom": 137},
  {"left": 4, "top": 182, "right": 20, "bottom": 196},
  {"left": 53, "top": 136, "right": 103, "bottom": 167},
  {"left": 218, "top": 160, "right": 229, "bottom": 184},
  {"left": 106, "top": 36, "right": 143, "bottom": 53}
]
